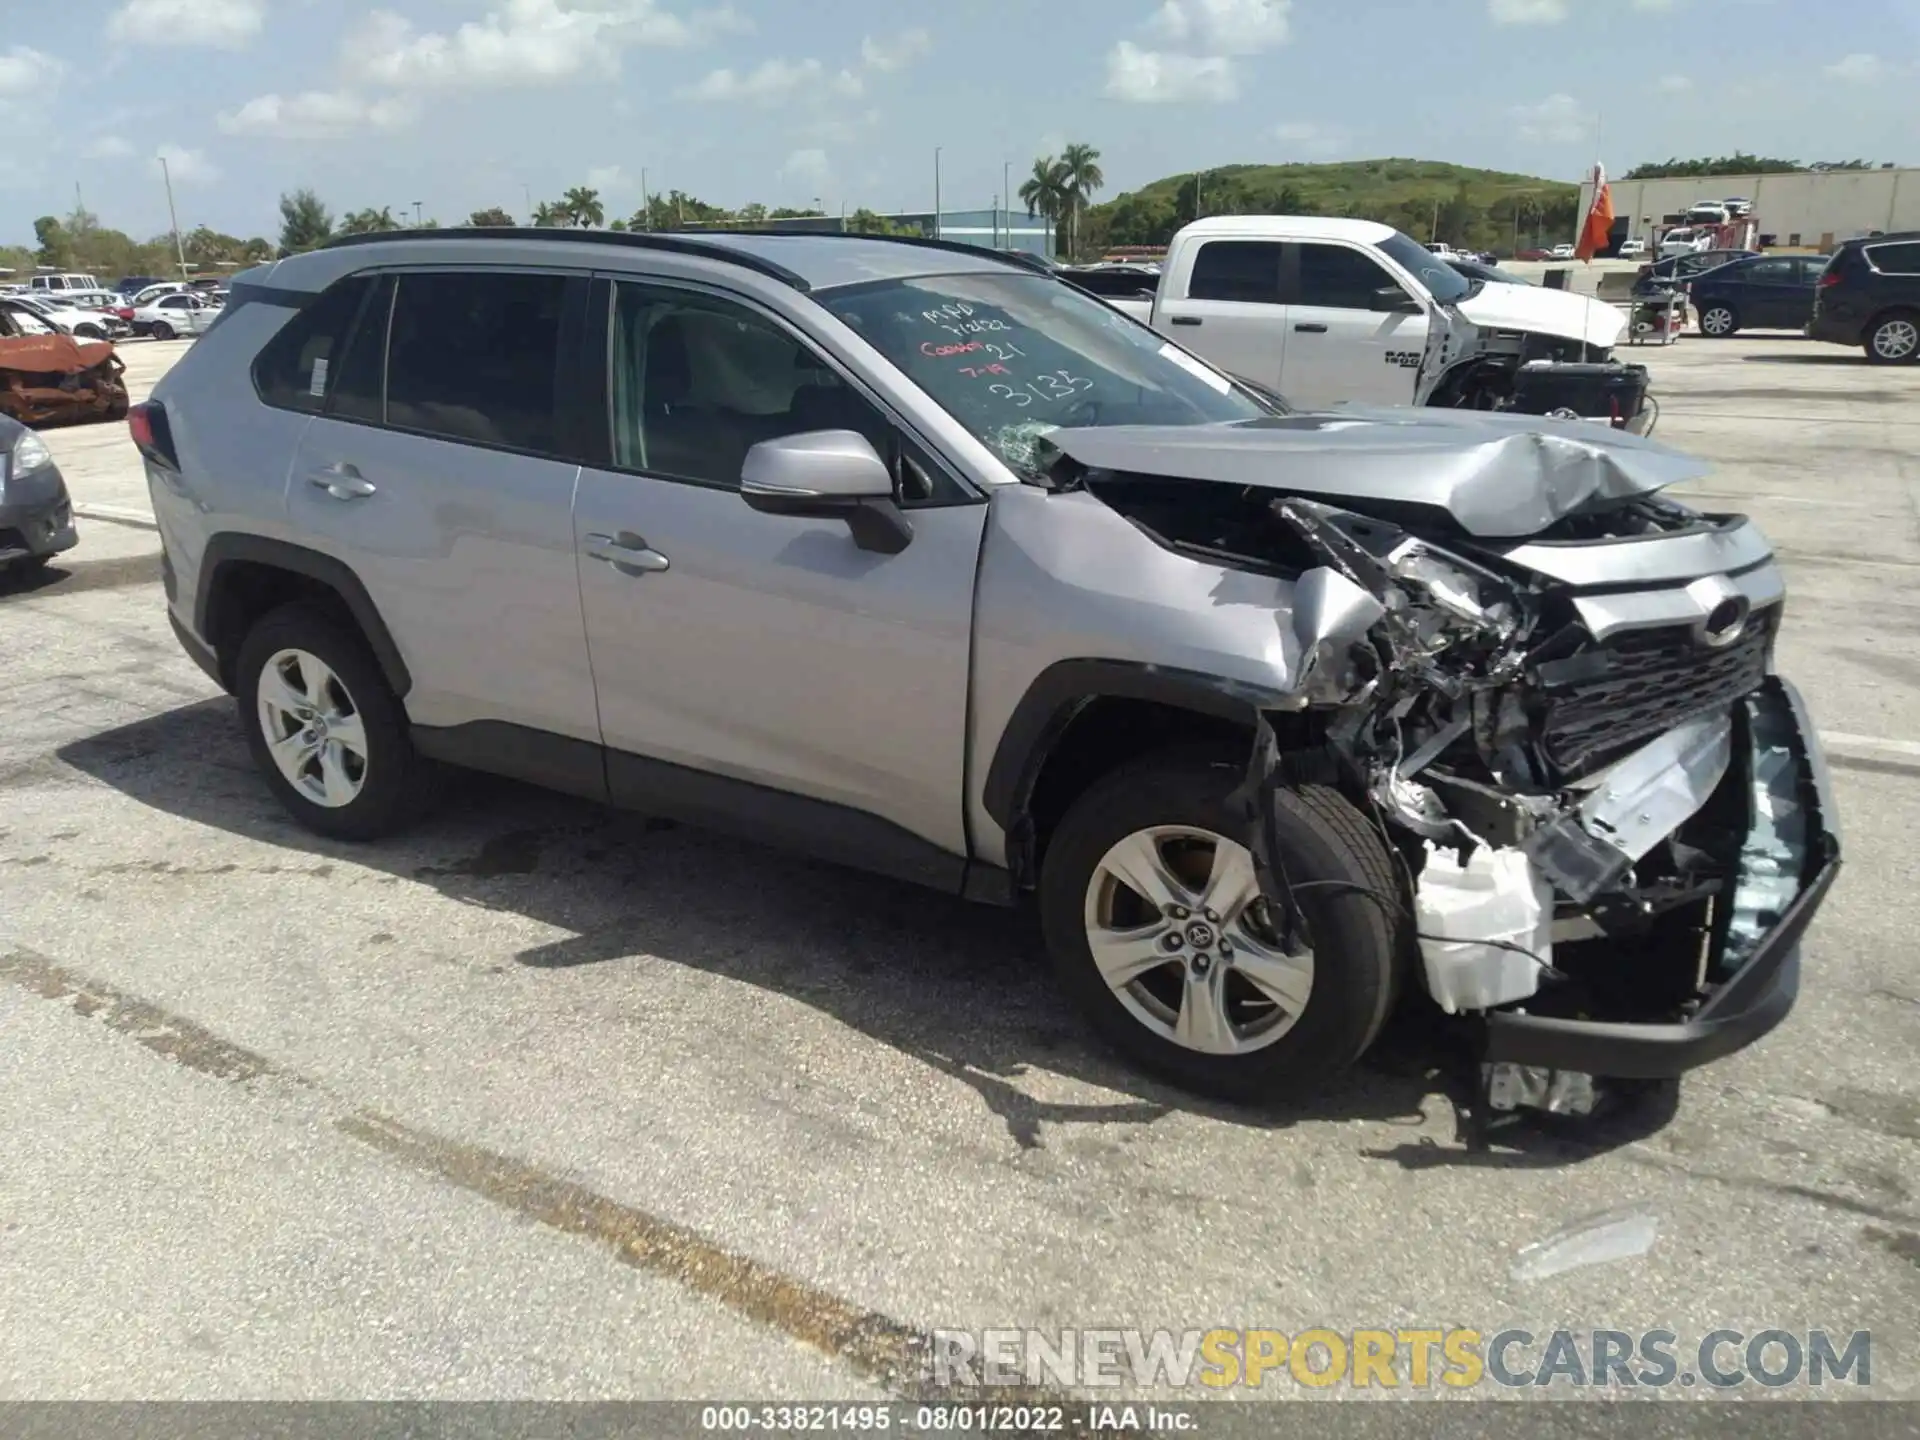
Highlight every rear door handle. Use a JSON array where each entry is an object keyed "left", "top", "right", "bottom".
[
  {"left": 1294, "top": 323, "right": 1328, "bottom": 333},
  {"left": 585, "top": 532, "right": 670, "bottom": 575},
  {"left": 1168, "top": 315, "right": 1202, "bottom": 327},
  {"left": 305, "top": 464, "right": 376, "bottom": 500}
]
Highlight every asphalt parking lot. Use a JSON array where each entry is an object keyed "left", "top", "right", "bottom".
[{"left": 3, "top": 332, "right": 1917, "bottom": 1406}]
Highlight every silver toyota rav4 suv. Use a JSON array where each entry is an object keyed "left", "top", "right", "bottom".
[{"left": 136, "top": 229, "right": 1838, "bottom": 1109}]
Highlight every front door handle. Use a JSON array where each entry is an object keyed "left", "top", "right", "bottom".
[
  {"left": 1293, "top": 323, "right": 1328, "bottom": 333},
  {"left": 305, "top": 465, "right": 376, "bottom": 500},
  {"left": 585, "top": 532, "right": 670, "bottom": 575},
  {"left": 1168, "top": 315, "right": 1203, "bottom": 327}
]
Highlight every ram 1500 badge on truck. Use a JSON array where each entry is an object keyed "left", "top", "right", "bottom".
[
  {"left": 142, "top": 230, "right": 1834, "bottom": 1118},
  {"left": 1107, "top": 215, "right": 1638, "bottom": 420}
]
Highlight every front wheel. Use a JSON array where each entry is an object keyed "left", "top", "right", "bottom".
[
  {"left": 1038, "top": 749, "right": 1405, "bottom": 1101},
  {"left": 74, "top": 324, "right": 104, "bottom": 339},
  {"left": 1866, "top": 311, "right": 1919, "bottom": 365},
  {"left": 235, "top": 603, "right": 438, "bottom": 840},
  {"left": 150, "top": 321, "right": 174, "bottom": 341},
  {"left": 1698, "top": 304, "right": 1738, "bottom": 338}
]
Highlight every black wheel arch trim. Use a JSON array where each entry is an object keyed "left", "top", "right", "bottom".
[
  {"left": 982, "top": 658, "right": 1290, "bottom": 833},
  {"left": 195, "top": 533, "right": 413, "bottom": 698}
]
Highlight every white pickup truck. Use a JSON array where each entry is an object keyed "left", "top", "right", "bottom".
[{"left": 1104, "top": 215, "right": 1629, "bottom": 413}]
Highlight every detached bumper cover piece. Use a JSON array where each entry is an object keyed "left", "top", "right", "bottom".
[{"left": 1485, "top": 679, "right": 1839, "bottom": 1079}]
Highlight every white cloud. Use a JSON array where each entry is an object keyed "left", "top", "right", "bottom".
[
  {"left": 82, "top": 135, "right": 136, "bottom": 159},
  {"left": 109, "top": 0, "right": 264, "bottom": 48},
  {"left": 1825, "top": 52, "right": 1886, "bottom": 82},
  {"left": 1511, "top": 92, "right": 1587, "bottom": 143},
  {"left": 1488, "top": 0, "right": 1568, "bottom": 22},
  {"left": 1104, "top": 42, "right": 1237, "bottom": 102},
  {"left": 1150, "top": 0, "right": 1289, "bottom": 54},
  {"left": 586, "top": 164, "right": 630, "bottom": 192},
  {"left": 1657, "top": 73, "right": 1692, "bottom": 92},
  {"left": 345, "top": 0, "right": 747, "bottom": 91},
  {"left": 781, "top": 148, "right": 831, "bottom": 191},
  {"left": 217, "top": 90, "right": 419, "bottom": 139},
  {"left": 680, "top": 56, "right": 861, "bottom": 104},
  {"left": 156, "top": 143, "right": 219, "bottom": 184},
  {"left": 860, "top": 28, "right": 931, "bottom": 71},
  {"left": 0, "top": 44, "right": 64, "bottom": 96}
]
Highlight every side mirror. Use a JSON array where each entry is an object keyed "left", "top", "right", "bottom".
[
  {"left": 1370, "top": 286, "right": 1422, "bottom": 314},
  {"left": 740, "top": 429, "right": 912, "bottom": 555}
]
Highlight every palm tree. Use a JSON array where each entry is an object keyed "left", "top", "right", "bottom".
[
  {"left": 1057, "top": 142, "right": 1105, "bottom": 261},
  {"left": 531, "top": 201, "right": 564, "bottom": 227},
  {"left": 562, "top": 186, "right": 604, "bottom": 228},
  {"left": 1019, "top": 156, "right": 1069, "bottom": 256}
]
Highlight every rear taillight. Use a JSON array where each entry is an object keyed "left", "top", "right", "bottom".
[
  {"left": 129, "top": 401, "right": 180, "bottom": 469},
  {"left": 1818, "top": 271, "right": 1842, "bottom": 288}
]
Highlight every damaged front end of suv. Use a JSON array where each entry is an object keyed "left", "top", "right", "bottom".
[{"left": 1033, "top": 409, "right": 1840, "bottom": 1116}]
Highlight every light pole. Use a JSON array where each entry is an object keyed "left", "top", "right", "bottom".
[
  {"left": 933, "top": 147, "right": 942, "bottom": 240},
  {"left": 641, "top": 168, "right": 649, "bottom": 231},
  {"left": 523, "top": 183, "right": 532, "bottom": 222},
  {"left": 1003, "top": 159, "right": 1012, "bottom": 251},
  {"left": 158, "top": 153, "right": 187, "bottom": 280},
  {"left": 413, "top": 200, "right": 423, "bottom": 228}
]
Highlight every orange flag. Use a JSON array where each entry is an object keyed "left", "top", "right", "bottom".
[{"left": 1576, "top": 163, "right": 1614, "bottom": 263}]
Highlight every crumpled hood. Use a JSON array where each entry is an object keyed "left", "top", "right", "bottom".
[
  {"left": 0, "top": 334, "right": 118, "bottom": 374},
  {"left": 1456, "top": 279, "right": 1626, "bottom": 350},
  {"left": 1038, "top": 410, "right": 1712, "bottom": 539}
]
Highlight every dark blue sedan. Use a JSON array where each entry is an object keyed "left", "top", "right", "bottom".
[{"left": 1693, "top": 254, "right": 1832, "bottom": 337}]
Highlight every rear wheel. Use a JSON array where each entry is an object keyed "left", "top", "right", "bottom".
[
  {"left": 235, "top": 603, "right": 438, "bottom": 840},
  {"left": 1698, "top": 303, "right": 1738, "bottom": 338},
  {"left": 1865, "top": 311, "right": 1919, "bottom": 365},
  {"left": 1039, "top": 749, "right": 1404, "bottom": 1101}
]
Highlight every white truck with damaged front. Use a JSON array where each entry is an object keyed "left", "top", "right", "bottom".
[{"left": 1108, "top": 215, "right": 1629, "bottom": 414}]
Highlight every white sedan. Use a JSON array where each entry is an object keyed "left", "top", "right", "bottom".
[
  {"left": 3, "top": 293, "right": 125, "bottom": 339},
  {"left": 133, "top": 292, "right": 217, "bottom": 340}
]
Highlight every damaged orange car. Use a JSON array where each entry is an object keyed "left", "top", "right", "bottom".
[{"left": 0, "top": 306, "right": 130, "bottom": 428}]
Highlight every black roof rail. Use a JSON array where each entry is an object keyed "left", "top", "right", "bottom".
[
  {"left": 686, "top": 226, "right": 1061, "bottom": 274},
  {"left": 317, "top": 226, "right": 813, "bottom": 291}
]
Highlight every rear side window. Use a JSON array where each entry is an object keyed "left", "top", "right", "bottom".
[
  {"left": 383, "top": 271, "right": 569, "bottom": 453},
  {"left": 1188, "top": 241, "right": 1283, "bottom": 303},
  {"left": 252, "top": 275, "right": 374, "bottom": 414},
  {"left": 1866, "top": 242, "right": 1920, "bottom": 276},
  {"left": 1745, "top": 259, "right": 1794, "bottom": 283},
  {"left": 329, "top": 276, "right": 393, "bottom": 425}
]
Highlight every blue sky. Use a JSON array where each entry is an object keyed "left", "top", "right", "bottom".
[{"left": 0, "top": 0, "right": 1913, "bottom": 244}]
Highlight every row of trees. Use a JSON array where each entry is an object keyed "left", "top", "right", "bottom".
[
  {"left": 0, "top": 206, "right": 276, "bottom": 282},
  {"left": 1623, "top": 153, "right": 1883, "bottom": 179}
]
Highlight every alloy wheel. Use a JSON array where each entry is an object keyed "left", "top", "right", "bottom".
[
  {"left": 256, "top": 648, "right": 369, "bottom": 808},
  {"left": 1872, "top": 318, "right": 1918, "bottom": 361},
  {"left": 1081, "top": 824, "right": 1314, "bottom": 1056},
  {"left": 1701, "top": 307, "right": 1734, "bottom": 336}
]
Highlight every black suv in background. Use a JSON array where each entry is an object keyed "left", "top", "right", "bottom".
[{"left": 1808, "top": 233, "right": 1920, "bottom": 364}]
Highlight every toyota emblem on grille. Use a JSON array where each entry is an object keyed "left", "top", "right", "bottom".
[{"left": 1686, "top": 575, "right": 1750, "bottom": 649}]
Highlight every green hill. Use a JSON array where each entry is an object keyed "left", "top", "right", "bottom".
[{"left": 1083, "top": 159, "right": 1581, "bottom": 257}]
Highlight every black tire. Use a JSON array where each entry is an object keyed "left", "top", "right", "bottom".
[
  {"left": 234, "top": 602, "right": 437, "bottom": 840},
  {"left": 1698, "top": 303, "right": 1738, "bottom": 338},
  {"left": 1039, "top": 748, "right": 1406, "bottom": 1101},
  {"left": 150, "top": 321, "right": 174, "bottom": 341},
  {"left": 75, "top": 324, "right": 103, "bottom": 339},
  {"left": 1864, "top": 310, "right": 1919, "bottom": 365}
]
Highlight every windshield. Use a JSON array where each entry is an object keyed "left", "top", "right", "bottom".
[
  {"left": 819, "top": 271, "right": 1274, "bottom": 474},
  {"left": 1376, "top": 231, "right": 1471, "bottom": 303},
  {"left": 6, "top": 307, "right": 55, "bottom": 335}
]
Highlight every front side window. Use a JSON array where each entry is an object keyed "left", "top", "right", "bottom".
[
  {"left": 1293, "top": 242, "right": 1400, "bottom": 310},
  {"left": 1187, "top": 242, "right": 1283, "bottom": 304},
  {"left": 1867, "top": 242, "right": 1920, "bottom": 275},
  {"left": 383, "top": 270, "right": 570, "bottom": 452},
  {"left": 819, "top": 270, "right": 1272, "bottom": 475},
  {"left": 608, "top": 282, "right": 893, "bottom": 490},
  {"left": 1745, "top": 259, "right": 1793, "bottom": 283},
  {"left": 1375, "top": 231, "right": 1471, "bottom": 303}
]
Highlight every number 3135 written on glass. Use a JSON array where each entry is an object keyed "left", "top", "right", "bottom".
[{"left": 988, "top": 371, "right": 1093, "bottom": 407}]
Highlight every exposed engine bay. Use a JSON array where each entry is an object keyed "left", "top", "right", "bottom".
[{"left": 1034, "top": 414, "right": 1840, "bottom": 1126}]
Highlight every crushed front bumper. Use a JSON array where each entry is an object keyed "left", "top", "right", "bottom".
[{"left": 1483, "top": 677, "right": 1839, "bottom": 1080}]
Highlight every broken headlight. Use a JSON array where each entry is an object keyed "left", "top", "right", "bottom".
[{"left": 1383, "top": 537, "right": 1520, "bottom": 646}]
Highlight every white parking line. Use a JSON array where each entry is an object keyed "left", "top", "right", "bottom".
[{"left": 1820, "top": 732, "right": 1920, "bottom": 760}]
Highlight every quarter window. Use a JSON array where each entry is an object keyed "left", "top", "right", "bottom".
[
  {"left": 251, "top": 274, "right": 373, "bottom": 415},
  {"left": 1187, "top": 241, "right": 1283, "bottom": 304},
  {"left": 383, "top": 271, "right": 570, "bottom": 453}
]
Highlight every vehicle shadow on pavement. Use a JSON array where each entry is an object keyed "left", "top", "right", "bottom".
[
  {"left": 56, "top": 698, "right": 1675, "bottom": 1165},
  {"left": 1739, "top": 354, "right": 1869, "bottom": 366}
]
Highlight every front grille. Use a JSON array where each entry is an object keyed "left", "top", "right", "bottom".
[{"left": 1536, "top": 607, "right": 1778, "bottom": 779}]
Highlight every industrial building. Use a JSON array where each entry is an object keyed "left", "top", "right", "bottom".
[
  {"left": 1580, "top": 166, "right": 1920, "bottom": 250},
  {"left": 676, "top": 206, "right": 1055, "bottom": 258}
]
